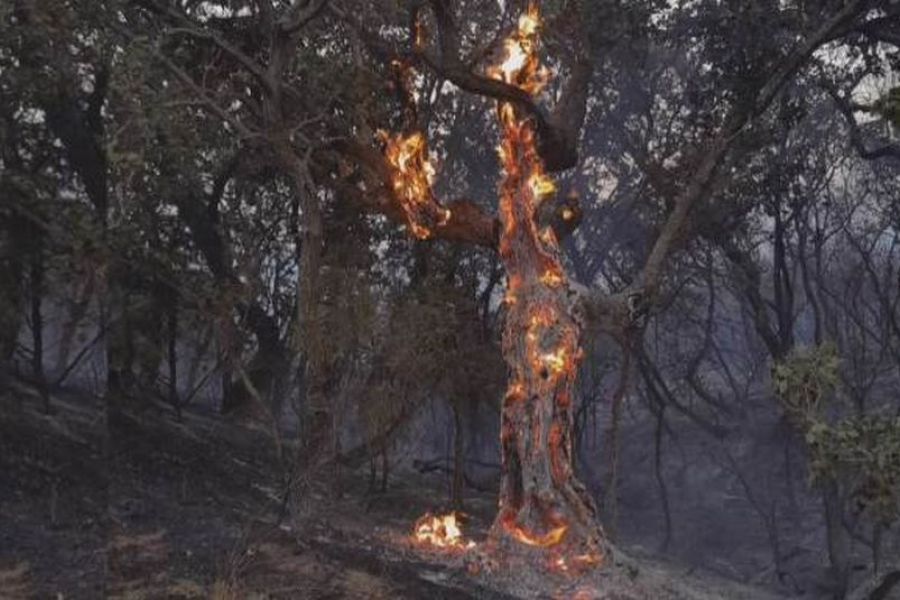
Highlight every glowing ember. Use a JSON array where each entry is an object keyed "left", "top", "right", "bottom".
[
  {"left": 414, "top": 17, "right": 425, "bottom": 50},
  {"left": 575, "top": 552, "right": 603, "bottom": 567},
  {"left": 413, "top": 512, "right": 476, "bottom": 550},
  {"left": 502, "top": 511, "right": 569, "bottom": 547},
  {"left": 540, "top": 227, "right": 557, "bottom": 245},
  {"left": 551, "top": 551, "right": 603, "bottom": 575},
  {"left": 541, "top": 348, "right": 568, "bottom": 375},
  {"left": 552, "top": 554, "right": 569, "bottom": 573},
  {"left": 506, "top": 381, "right": 526, "bottom": 401},
  {"left": 540, "top": 268, "right": 564, "bottom": 287}
]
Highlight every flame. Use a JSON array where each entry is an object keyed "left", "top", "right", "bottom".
[
  {"left": 541, "top": 348, "right": 568, "bottom": 375},
  {"left": 379, "top": 130, "right": 449, "bottom": 239},
  {"left": 518, "top": 8, "right": 540, "bottom": 37},
  {"left": 540, "top": 268, "right": 564, "bottom": 287},
  {"left": 413, "top": 512, "right": 476, "bottom": 550},
  {"left": 490, "top": 3, "right": 581, "bottom": 390},
  {"left": 487, "top": 3, "right": 550, "bottom": 96},
  {"left": 507, "top": 380, "right": 526, "bottom": 400},
  {"left": 501, "top": 511, "right": 569, "bottom": 547},
  {"left": 529, "top": 172, "right": 556, "bottom": 199},
  {"left": 490, "top": 4, "right": 589, "bottom": 558},
  {"left": 551, "top": 552, "right": 603, "bottom": 575}
]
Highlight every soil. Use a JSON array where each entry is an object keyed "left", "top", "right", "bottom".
[{"left": 0, "top": 377, "right": 784, "bottom": 599}]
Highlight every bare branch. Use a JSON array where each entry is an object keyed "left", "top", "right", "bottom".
[
  {"left": 278, "top": 0, "right": 330, "bottom": 34},
  {"left": 165, "top": 27, "right": 274, "bottom": 94},
  {"left": 136, "top": 0, "right": 274, "bottom": 93},
  {"left": 144, "top": 37, "right": 258, "bottom": 139},
  {"left": 826, "top": 85, "right": 900, "bottom": 161},
  {"left": 627, "top": 0, "right": 872, "bottom": 311}
]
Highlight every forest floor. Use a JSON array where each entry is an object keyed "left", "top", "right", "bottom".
[{"left": 0, "top": 377, "right": 785, "bottom": 599}]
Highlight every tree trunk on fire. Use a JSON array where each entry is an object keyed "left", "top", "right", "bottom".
[{"left": 489, "top": 107, "right": 608, "bottom": 569}]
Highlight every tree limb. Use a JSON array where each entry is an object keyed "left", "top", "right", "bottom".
[
  {"left": 626, "top": 0, "right": 871, "bottom": 313},
  {"left": 826, "top": 85, "right": 900, "bottom": 161}
]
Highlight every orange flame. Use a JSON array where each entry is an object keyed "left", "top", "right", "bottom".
[
  {"left": 487, "top": 4, "right": 551, "bottom": 96},
  {"left": 528, "top": 171, "right": 557, "bottom": 199},
  {"left": 501, "top": 511, "right": 569, "bottom": 547},
  {"left": 550, "top": 551, "right": 603, "bottom": 575},
  {"left": 378, "top": 130, "right": 450, "bottom": 239},
  {"left": 490, "top": 3, "right": 581, "bottom": 389},
  {"left": 540, "top": 268, "right": 564, "bottom": 287},
  {"left": 413, "top": 512, "right": 476, "bottom": 550}
]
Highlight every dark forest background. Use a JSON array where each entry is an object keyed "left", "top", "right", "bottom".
[{"left": 1, "top": 1, "right": 900, "bottom": 598}]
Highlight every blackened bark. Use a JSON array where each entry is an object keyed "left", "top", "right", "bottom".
[
  {"left": 0, "top": 204, "right": 25, "bottom": 363},
  {"left": 772, "top": 207, "right": 795, "bottom": 356},
  {"left": 452, "top": 403, "right": 465, "bottom": 510},
  {"left": 29, "top": 240, "right": 49, "bottom": 413},
  {"left": 168, "top": 167, "right": 288, "bottom": 416},
  {"left": 167, "top": 297, "right": 180, "bottom": 419},
  {"left": 652, "top": 403, "right": 672, "bottom": 552},
  {"left": 490, "top": 108, "right": 607, "bottom": 569},
  {"left": 602, "top": 346, "right": 632, "bottom": 541},
  {"left": 822, "top": 479, "right": 850, "bottom": 599}
]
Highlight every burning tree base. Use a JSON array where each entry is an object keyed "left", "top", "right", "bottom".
[
  {"left": 410, "top": 506, "right": 609, "bottom": 577},
  {"left": 487, "top": 498, "right": 609, "bottom": 575},
  {"left": 409, "top": 498, "right": 611, "bottom": 578}
]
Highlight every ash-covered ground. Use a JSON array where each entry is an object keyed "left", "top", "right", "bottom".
[{"left": 0, "top": 377, "right": 794, "bottom": 599}]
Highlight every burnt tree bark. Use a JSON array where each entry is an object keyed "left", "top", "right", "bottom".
[
  {"left": 488, "top": 102, "right": 606, "bottom": 568},
  {"left": 29, "top": 234, "right": 50, "bottom": 413},
  {"left": 452, "top": 402, "right": 465, "bottom": 510},
  {"left": 167, "top": 295, "right": 180, "bottom": 419}
]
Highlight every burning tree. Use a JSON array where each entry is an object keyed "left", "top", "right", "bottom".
[
  {"left": 381, "top": 4, "right": 605, "bottom": 569},
  {"left": 488, "top": 8, "right": 604, "bottom": 569},
  {"left": 124, "top": 0, "right": 889, "bottom": 576},
  {"left": 373, "top": 0, "right": 880, "bottom": 571}
]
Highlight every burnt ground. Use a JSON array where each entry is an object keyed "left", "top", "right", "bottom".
[{"left": 0, "top": 377, "right": 784, "bottom": 599}]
